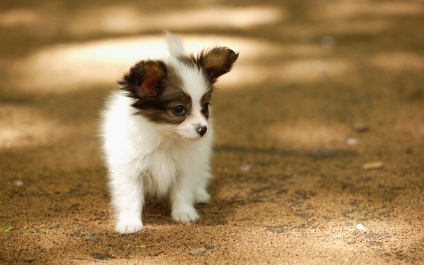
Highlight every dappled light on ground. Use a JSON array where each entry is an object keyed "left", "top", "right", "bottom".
[
  {"left": 0, "top": 103, "right": 98, "bottom": 151},
  {"left": 315, "top": 0, "right": 424, "bottom": 20},
  {"left": 281, "top": 20, "right": 390, "bottom": 37},
  {"left": 0, "top": 9, "right": 40, "bottom": 27},
  {"left": 13, "top": 33, "right": 354, "bottom": 92},
  {"left": 267, "top": 122, "right": 351, "bottom": 149},
  {"left": 226, "top": 59, "right": 351, "bottom": 88},
  {"left": 0, "top": 105, "right": 55, "bottom": 149},
  {"left": 67, "top": 5, "right": 285, "bottom": 36},
  {"left": 1, "top": 0, "right": 424, "bottom": 264},
  {"left": 233, "top": 217, "right": 422, "bottom": 264},
  {"left": 13, "top": 35, "right": 281, "bottom": 92},
  {"left": 279, "top": 59, "right": 350, "bottom": 83},
  {"left": 368, "top": 52, "right": 424, "bottom": 71}
]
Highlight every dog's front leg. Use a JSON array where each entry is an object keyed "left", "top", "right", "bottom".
[
  {"left": 109, "top": 168, "right": 144, "bottom": 234},
  {"left": 170, "top": 174, "right": 199, "bottom": 223}
]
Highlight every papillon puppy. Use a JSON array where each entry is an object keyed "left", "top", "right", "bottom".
[{"left": 100, "top": 33, "right": 238, "bottom": 234}]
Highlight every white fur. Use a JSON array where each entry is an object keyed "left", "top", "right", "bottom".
[
  {"left": 166, "top": 32, "right": 185, "bottom": 57},
  {"left": 100, "top": 37, "right": 213, "bottom": 234},
  {"left": 168, "top": 57, "right": 210, "bottom": 140}
]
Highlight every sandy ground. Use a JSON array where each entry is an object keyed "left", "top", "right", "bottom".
[{"left": 1, "top": 0, "right": 423, "bottom": 264}]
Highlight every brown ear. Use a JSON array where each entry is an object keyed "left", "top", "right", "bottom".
[
  {"left": 118, "top": 60, "right": 167, "bottom": 98},
  {"left": 197, "top": 47, "right": 239, "bottom": 83}
]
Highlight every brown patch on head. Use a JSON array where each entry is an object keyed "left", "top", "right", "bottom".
[
  {"left": 117, "top": 47, "right": 237, "bottom": 125},
  {"left": 196, "top": 47, "right": 239, "bottom": 83},
  {"left": 140, "top": 61, "right": 167, "bottom": 97},
  {"left": 119, "top": 62, "right": 192, "bottom": 125},
  {"left": 174, "top": 48, "right": 238, "bottom": 119},
  {"left": 118, "top": 60, "right": 167, "bottom": 99},
  {"left": 142, "top": 66, "right": 192, "bottom": 124}
]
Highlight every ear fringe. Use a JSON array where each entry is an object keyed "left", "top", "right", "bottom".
[
  {"left": 196, "top": 47, "right": 239, "bottom": 82},
  {"left": 118, "top": 60, "right": 167, "bottom": 99}
]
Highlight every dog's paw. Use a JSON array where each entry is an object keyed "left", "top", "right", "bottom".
[
  {"left": 194, "top": 189, "right": 211, "bottom": 204},
  {"left": 116, "top": 213, "right": 143, "bottom": 234},
  {"left": 171, "top": 205, "right": 199, "bottom": 223}
]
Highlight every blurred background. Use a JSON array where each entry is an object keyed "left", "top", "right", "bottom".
[
  {"left": 0, "top": 0, "right": 423, "bottom": 150},
  {"left": 0, "top": 0, "right": 423, "bottom": 264}
]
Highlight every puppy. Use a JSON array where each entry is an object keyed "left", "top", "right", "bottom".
[{"left": 100, "top": 33, "right": 238, "bottom": 234}]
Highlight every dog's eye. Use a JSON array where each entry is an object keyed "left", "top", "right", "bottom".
[
  {"left": 172, "top": 105, "right": 187, "bottom": 116},
  {"left": 202, "top": 103, "right": 210, "bottom": 113}
]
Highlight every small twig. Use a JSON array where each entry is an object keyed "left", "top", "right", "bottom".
[
  {"left": 150, "top": 251, "right": 165, "bottom": 257},
  {"left": 70, "top": 256, "right": 102, "bottom": 262}
]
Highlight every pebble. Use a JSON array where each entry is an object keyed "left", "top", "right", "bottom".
[
  {"left": 240, "top": 165, "right": 251, "bottom": 172},
  {"left": 189, "top": 247, "right": 206, "bottom": 256},
  {"left": 266, "top": 226, "right": 287, "bottom": 234},
  {"left": 49, "top": 223, "right": 61, "bottom": 229},
  {"left": 84, "top": 232, "right": 99, "bottom": 242},
  {"left": 346, "top": 137, "right": 360, "bottom": 146},
  {"left": 355, "top": 224, "right": 366, "bottom": 231},
  {"left": 362, "top": 161, "right": 383, "bottom": 170},
  {"left": 13, "top": 180, "right": 24, "bottom": 187},
  {"left": 353, "top": 123, "right": 369, "bottom": 132}
]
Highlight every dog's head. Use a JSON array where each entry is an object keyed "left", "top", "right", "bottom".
[{"left": 119, "top": 40, "right": 238, "bottom": 140}]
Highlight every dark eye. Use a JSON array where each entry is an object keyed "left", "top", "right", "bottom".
[
  {"left": 202, "top": 102, "right": 210, "bottom": 117},
  {"left": 172, "top": 105, "right": 187, "bottom": 116},
  {"left": 202, "top": 103, "right": 210, "bottom": 112}
]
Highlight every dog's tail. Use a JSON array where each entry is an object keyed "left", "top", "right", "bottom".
[{"left": 165, "top": 32, "right": 185, "bottom": 57}]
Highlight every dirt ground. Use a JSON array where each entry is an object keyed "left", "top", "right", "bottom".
[{"left": 1, "top": 0, "right": 423, "bottom": 264}]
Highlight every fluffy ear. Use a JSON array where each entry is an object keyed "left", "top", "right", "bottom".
[
  {"left": 118, "top": 60, "right": 167, "bottom": 98},
  {"left": 197, "top": 47, "right": 239, "bottom": 83}
]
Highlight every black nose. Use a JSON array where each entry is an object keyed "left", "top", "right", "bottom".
[{"left": 197, "top": 126, "right": 207, "bottom": 137}]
